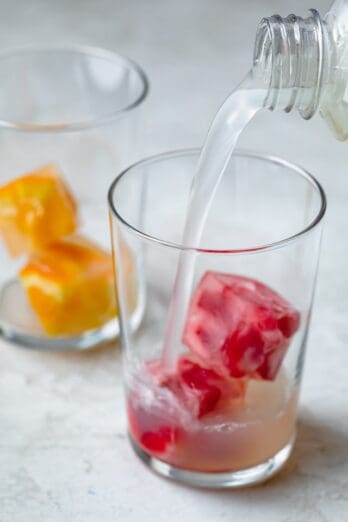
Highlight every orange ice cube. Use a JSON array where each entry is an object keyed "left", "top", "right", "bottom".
[
  {"left": 19, "top": 235, "right": 118, "bottom": 336},
  {"left": 0, "top": 164, "right": 77, "bottom": 257}
]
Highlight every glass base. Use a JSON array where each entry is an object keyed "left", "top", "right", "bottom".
[
  {"left": 129, "top": 434, "right": 294, "bottom": 489},
  {"left": 0, "top": 278, "right": 144, "bottom": 351},
  {"left": 1, "top": 317, "right": 120, "bottom": 351}
]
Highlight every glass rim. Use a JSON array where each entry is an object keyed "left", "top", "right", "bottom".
[
  {"left": 108, "top": 148, "right": 327, "bottom": 255},
  {"left": 0, "top": 44, "right": 149, "bottom": 133}
]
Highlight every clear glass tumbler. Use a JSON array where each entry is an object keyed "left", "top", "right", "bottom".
[
  {"left": 108, "top": 149, "right": 326, "bottom": 488},
  {"left": 0, "top": 45, "right": 148, "bottom": 351}
]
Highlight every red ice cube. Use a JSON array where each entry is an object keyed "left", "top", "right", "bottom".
[
  {"left": 146, "top": 355, "right": 245, "bottom": 419},
  {"left": 176, "top": 357, "right": 222, "bottom": 418},
  {"left": 128, "top": 394, "right": 179, "bottom": 455},
  {"left": 140, "top": 427, "right": 178, "bottom": 453},
  {"left": 183, "top": 272, "right": 300, "bottom": 380},
  {"left": 178, "top": 356, "right": 246, "bottom": 417}
]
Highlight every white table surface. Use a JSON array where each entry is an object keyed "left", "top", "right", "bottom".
[{"left": 2, "top": 0, "right": 348, "bottom": 521}]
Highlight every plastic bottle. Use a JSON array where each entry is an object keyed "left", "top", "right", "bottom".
[{"left": 253, "top": 1, "right": 348, "bottom": 140}]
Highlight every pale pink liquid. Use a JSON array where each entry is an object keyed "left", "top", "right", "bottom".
[{"left": 127, "top": 370, "right": 298, "bottom": 473}]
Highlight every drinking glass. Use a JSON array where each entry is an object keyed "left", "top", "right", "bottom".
[
  {"left": 0, "top": 45, "right": 148, "bottom": 351},
  {"left": 108, "top": 149, "right": 326, "bottom": 488}
]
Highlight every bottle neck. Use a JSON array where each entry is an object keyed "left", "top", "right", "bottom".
[{"left": 253, "top": 9, "right": 331, "bottom": 119}]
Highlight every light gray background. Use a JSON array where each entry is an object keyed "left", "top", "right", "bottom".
[{"left": 1, "top": 1, "right": 348, "bottom": 521}]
